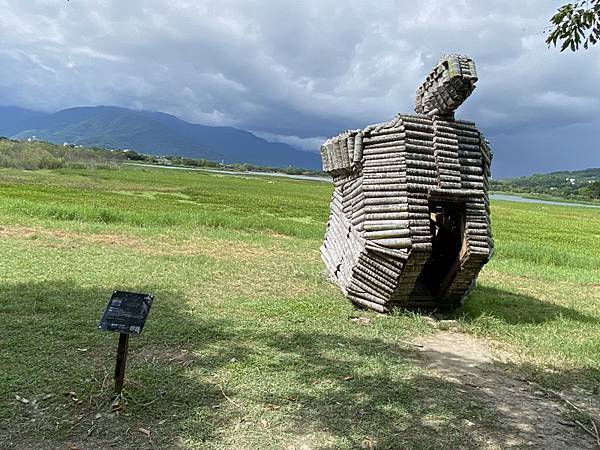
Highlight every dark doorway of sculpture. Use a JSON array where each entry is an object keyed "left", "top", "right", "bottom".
[{"left": 411, "top": 200, "right": 466, "bottom": 302}]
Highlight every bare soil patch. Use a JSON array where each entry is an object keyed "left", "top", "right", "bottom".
[{"left": 417, "top": 330, "right": 599, "bottom": 449}]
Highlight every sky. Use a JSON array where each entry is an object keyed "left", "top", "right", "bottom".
[{"left": 0, "top": 0, "right": 599, "bottom": 177}]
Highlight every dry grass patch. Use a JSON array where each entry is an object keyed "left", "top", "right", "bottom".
[{"left": 0, "top": 224, "right": 294, "bottom": 263}]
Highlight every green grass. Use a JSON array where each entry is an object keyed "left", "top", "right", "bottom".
[
  {"left": 0, "top": 138, "right": 125, "bottom": 170},
  {"left": 0, "top": 166, "right": 598, "bottom": 449},
  {"left": 459, "top": 200, "right": 600, "bottom": 387}
]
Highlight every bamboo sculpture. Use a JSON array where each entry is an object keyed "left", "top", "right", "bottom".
[{"left": 320, "top": 55, "right": 493, "bottom": 312}]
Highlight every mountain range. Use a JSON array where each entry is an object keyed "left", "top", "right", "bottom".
[{"left": 0, "top": 105, "right": 321, "bottom": 169}]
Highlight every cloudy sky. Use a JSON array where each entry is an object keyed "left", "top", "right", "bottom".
[{"left": 1, "top": 0, "right": 599, "bottom": 177}]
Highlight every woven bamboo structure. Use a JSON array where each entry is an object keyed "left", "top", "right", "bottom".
[{"left": 320, "top": 55, "right": 493, "bottom": 312}]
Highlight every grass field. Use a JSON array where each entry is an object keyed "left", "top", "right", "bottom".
[{"left": 0, "top": 166, "right": 598, "bottom": 449}]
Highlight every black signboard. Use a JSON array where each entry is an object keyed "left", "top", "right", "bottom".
[{"left": 99, "top": 291, "right": 154, "bottom": 335}]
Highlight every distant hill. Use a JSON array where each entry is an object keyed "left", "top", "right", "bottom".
[
  {"left": 0, "top": 106, "right": 46, "bottom": 137},
  {"left": 492, "top": 168, "right": 600, "bottom": 201},
  {"left": 2, "top": 105, "right": 321, "bottom": 169}
]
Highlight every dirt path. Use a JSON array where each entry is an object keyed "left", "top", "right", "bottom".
[{"left": 417, "top": 330, "right": 599, "bottom": 449}]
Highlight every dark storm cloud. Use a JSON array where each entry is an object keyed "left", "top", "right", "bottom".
[{"left": 0, "top": 0, "right": 598, "bottom": 176}]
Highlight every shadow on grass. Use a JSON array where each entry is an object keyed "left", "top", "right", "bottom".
[
  {"left": 454, "top": 285, "right": 600, "bottom": 391},
  {"left": 0, "top": 280, "right": 596, "bottom": 449},
  {"left": 459, "top": 285, "right": 599, "bottom": 325},
  {"left": 0, "top": 280, "right": 242, "bottom": 449},
  {"left": 246, "top": 331, "right": 494, "bottom": 449},
  {"left": 251, "top": 330, "right": 597, "bottom": 450}
]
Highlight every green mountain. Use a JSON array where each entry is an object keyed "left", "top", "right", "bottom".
[
  {"left": 492, "top": 168, "right": 600, "bottom": 200},
  {"left": 1, "top": 105, "right": 321, "bottom": 169},
  {"left": 0, "top": 106, "right": 45, "bottom": 137}
]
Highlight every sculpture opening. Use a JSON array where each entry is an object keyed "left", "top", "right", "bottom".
[
  {"left": 320, "top": 54, "right": 493, "bottom": 313},
  {"left": 410, "top": 201, "right": 466, "bottom": 306}
]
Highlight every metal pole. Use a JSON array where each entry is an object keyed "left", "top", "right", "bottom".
[{"left": 114, "top": 333, "right": 129, "bottom": 395}]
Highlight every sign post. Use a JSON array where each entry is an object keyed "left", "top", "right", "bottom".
[
  {"left": 99, "top": 291, "right": 154, "bottom": 396},
  {"left": 114, "top": 333, "right": 130, "bottom": 395}
]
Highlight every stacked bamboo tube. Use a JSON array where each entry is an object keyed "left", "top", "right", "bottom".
[
  {"left": 320, "top": 54, "right": 493, "bottom": 312},
  {"left": 415, "top": 55, "right": 478, "bottom": 117}
]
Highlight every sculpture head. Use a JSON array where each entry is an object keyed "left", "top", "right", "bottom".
[{"left": 415, "top": 54, "right": 478, "bottom": 116}]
